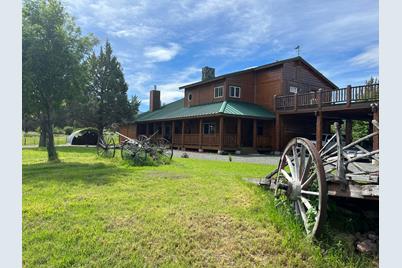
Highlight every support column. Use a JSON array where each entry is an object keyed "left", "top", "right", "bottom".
[
  {"left": 316, "top": 111, "right": 323, "bottom": 151},
  {"left": 146, "top": 123, "right": 149, "bottom": 136},
  {"left": 253, "top": 119, "right": 257, "bottom": 149},
  {"left": 171, "top": 121, "right": 175, "bottom": 145},
  {"left": 275, "top": 114, "right": 281, "bottom": 152},
  {"left": 345, "top": 119, "right": 353, "bottom": 144},
  {"left": 218, "top": 117, "right": 224, "bottom": 154},
  {"left": 372, "top": 105, "right": 379, "bottom": 151},
  {"left": 161, "top": 121, "right": 165, "bottom": 139},
  {"left": 181, "top": 120, "right": 185, "bottom": 150},
  {"left": 199, "top": 119, "right": 203, "bottom": 152},
  {"left": 236, "top": 118, "right": 241, "bottom": 154}
]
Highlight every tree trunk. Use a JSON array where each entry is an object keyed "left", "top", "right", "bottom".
[
  {"left": 45, "top": 112, "right": 58, "bottom": 161},
  {"left": 39, "top": 120, "right": 47, "bottom": 147},
  {"left": 97, "top": 126, "right": 104, "bottom": 141}
]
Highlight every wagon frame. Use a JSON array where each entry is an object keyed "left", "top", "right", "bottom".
[{"left": 263, "top": 118, "right": 379, "bottom": 237}]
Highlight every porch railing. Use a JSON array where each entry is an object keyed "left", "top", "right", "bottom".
[
  {"left": 223, "top": 134, "right": 237, "bottom": 147},
  {"left": 256, "top": 135, "right": 271, "bottom": 148},
  {"left": 275, "top": 84, "right": 379, "bottom": 111}
]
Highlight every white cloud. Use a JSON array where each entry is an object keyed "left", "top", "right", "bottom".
[
  {"left": 349, "top": 46, "right": 379, "bottom": 68},
  {"left": 144, "top": 43, "right": 181, "bottom": 62}
]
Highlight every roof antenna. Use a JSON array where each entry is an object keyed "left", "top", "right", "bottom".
[{"left": 294, "top": 45, "right": 300, "bottom": 56}]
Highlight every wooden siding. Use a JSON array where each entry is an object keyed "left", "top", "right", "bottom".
[
  {"left": 282, "top": 61, "right": 334, "bottom": 94},
  {"left": 255, "top": 66, "right": 283, "bottom": 111},
  {"left": 225, "top": 72, "right": 255, "bottom": 103},
  {"left": 184, "top": 79, "right": 225, "bottom": 107}
]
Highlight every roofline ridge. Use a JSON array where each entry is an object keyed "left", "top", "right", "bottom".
[{"left": 219, "top": 101, "right": 228, "bottom": 113}]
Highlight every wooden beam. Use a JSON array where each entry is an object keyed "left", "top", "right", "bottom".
[
  {"left": 275, "top": 114, "right": 281, "bottom": 151},
  {"left": 316, "top": 111, "right": 323, "bottom": 151},
  {"left": 345, "top": 119, "right": 352, "bottom": 144},
  {"left": 171, "top": 121, "right": 175, "bottom": 145},
  {"left": 146, "top": 123, "right": 149, "bottom": 136},
  {"left": 346, "top": 85, "right": 352, "bottom": 107},
  {"left": 219, "top": 117, "right": 224, "bottom": 150},
  {"left": 373, "top": 106, "right": 379, "bottom": 150},
  {"left": 181, "top": 120, "right": 185, "bottom": 149},
  {"left": 199, "top": 118, "right": 203, "bottom": 148},
  {"left": 237, "top": 118, "right": 241, "bottom": 147},
  {"left": 161, "top": 121, "right": 165, "bottom": 139},
  {"left": 253, "top": 119, "right": 257, "bottom": 149}
]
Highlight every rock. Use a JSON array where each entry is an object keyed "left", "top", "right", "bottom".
[
  {"left": 356, "top": 239, "right": 378, "bottom": 254},
  {"left": 367, "top": 233, "right": 379, "bottom": 242}
]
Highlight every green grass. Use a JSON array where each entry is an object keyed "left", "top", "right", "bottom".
[
  {"left": 22, "top": 133, "right": 68, "bottom": 146},
  {"left": 23, "top": 147, "right": 375, "bottom": 267}
]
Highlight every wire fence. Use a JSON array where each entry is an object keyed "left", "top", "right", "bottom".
[{"left": 22, "top": 133, "right": 68, "bottom": 146}]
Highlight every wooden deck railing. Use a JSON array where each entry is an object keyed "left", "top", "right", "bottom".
[
  {"left": 223, "top": 134, "right": 237, "bottom": 147},
  {"left": 275, "top": 84, "right": 379, "bottom": 111},
  {"left": 184, "top": 134, "right": 199, "bottom": 145}
]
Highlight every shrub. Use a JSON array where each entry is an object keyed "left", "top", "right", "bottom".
[
  {"left": 63, "top": 126, "right": 74, "bottom": 135},
  {"left": 53, "top": 126, "right": 64, "bottom": 134},
  {"left": 124, "top": 154, "right": 171, "bottom": 167}
]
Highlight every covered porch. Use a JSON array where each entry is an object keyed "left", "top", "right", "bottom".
[{"left": 136, "top": 116, "right": 275, "bottom": 153}]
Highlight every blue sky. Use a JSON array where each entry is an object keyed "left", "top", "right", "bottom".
[{"left": 64, "top": 0, "right": 378, "bottom": 112}]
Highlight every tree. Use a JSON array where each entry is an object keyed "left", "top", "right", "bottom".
[
  {"left": 82, "top": 41, "right": 134, "bottom": 135},
  {"left": 129, "top": 95, "right": 141, "bottom": 121},
  {"left": 352, "top": 76, "right": 379, "bottom": 141},
  {"left": 23, "top": 0, "right": 96, "bottom": 160}
]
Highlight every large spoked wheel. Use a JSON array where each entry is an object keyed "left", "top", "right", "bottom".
[
  {"left": 274, "top": 137, "right": 327, "bottom": 237},
  {"left": 156, "top": 138, "right": 173, "bottom": 160},
  {"left": 97, "top": 135, "right": 116, "bottom": 158},
  {"left": 121, "top": 140, "right": 147, "bottom": 161}
]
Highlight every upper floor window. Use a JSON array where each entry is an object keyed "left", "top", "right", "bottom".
[
  {"left": 214, "top": 86, "right": 223, "bottom": 98},
  {"left": 289, "top": 86, "right": 298, "bottom": 94},
  {"left": 188, "top": 93, "right": 193, "bottom": 101},
  {"left": 229, "top": 86, "right": 241, "bottom": 98}
]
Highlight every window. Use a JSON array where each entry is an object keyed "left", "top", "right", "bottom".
[
  {"left": 203, "top": 123, "right": 216, "bottom": 134},
  {"left": 229, "top": 86, "right": 241, "bottom": 98},
  {"left": 214, "top": 86, "right": 223, "bottom": 98},
  {"left": 290, "top": 86, "right": 298, "bottom": 94},
  {"left": 188, "top": 93, "right": 192, "bottom": 101}
]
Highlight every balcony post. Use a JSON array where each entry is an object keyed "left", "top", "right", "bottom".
[
  {"left": 345, "top": 119, "right": 352, "bottom": 144},
  {"left": 372, "top": 104, "right": 379, "bottom": 151},
  {"left": 346, "top": 85, "right": 352, "bottom": 107},
  {"left": 171, "top": 121, "right": 175, "bottom": 145},
  {"left": 294, "top": 93, "right": 298, "bottom": 111},
  {"left": 199, "top": 118, "right": 203, "bottom": 152},
  {"left": 273, "top": 94, "right": 277, "bottom": 111},
  {"left": 316, "top": 111, "right": 323, "bottom": 151},
  {"left": 317, "top": 88, "right": 322, "bottom": 109},
  {"left": 161, "top": 121, "right": 165, "bottom": 139},
  {"left": 146, "top": 123, "right": 149, "bottom": 136}
]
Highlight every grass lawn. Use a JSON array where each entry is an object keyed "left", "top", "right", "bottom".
[
  {"left": 22, "top": 133, "right": 68, "bottom": 146},
  {"left": 23, "top": 147, "right": 376, "bottom": 267}
]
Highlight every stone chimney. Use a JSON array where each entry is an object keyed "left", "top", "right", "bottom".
[
  {"left": 149, "top": 85, "right": 161, "bottom": 112},
  {"left": 202, "top": 66, "right": 215, "bottom": 81}
]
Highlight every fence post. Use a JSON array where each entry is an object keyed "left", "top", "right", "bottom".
[{"left": 346, "top": 85, "right": 352, "bottom": 107}]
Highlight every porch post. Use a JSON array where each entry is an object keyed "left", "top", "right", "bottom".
[
  {"left": 161, "top": 121, "right": 165, "bottom": 139},
  {"left": 181, "top": 120, "right": 185, "bottom": 150},
  {"left": 253, "top": 119, "right": 257, "bottom": 149},
  {"left": 199, "top": 118, "right": 203, "bottom": 152},
  {"left": 274, "top": 114, "right": 281, "bottom": 152},
  {"left": 345, "top": 119, "right": 353, "bottom": 144},
  {"left": 316, "top": 111, "right": 323, "bottom": 151},
  {"left": 218, "top": 117, "right": 224, "bottom": 154},
  {"left": 146, "top": 123, "right": 149, "bottom": 136},
  {"left": 236, "top": 118, "right": 241, "bottom": 147},
  {"left": 171, "top": 121, "right": 175, "bottom": 145}
]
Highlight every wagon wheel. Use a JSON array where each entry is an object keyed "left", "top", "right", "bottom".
[
  {"left": 274, "top": 137, "right": 327, "bottom": 237},
  {"left": 156, "top": 138, "right": 173, "bottom": 160},
  {"left": 121, "top": 140, "right": 147, "bottom": 161},
  {"left": 97, "top": 135, "right": 116, "bottom": 158}
]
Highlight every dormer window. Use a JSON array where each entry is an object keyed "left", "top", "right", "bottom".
[
  {"left": 214, "top": 86, "right": 223, "bottom": 98},
  {"left": 229, "top": 86, "right": 241, "bottom": 98}
]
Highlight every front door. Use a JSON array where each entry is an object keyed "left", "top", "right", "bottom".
[{"left": 241, "top": 119, "right": 253, "bottom": 147}]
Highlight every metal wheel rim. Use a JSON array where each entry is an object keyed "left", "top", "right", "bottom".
[{"left": 274, "top": 137, "right": 327, "bottom": 237}]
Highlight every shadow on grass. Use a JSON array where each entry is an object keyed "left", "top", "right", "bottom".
[{"left": 22, "top": 161, "right": 130, "bottom": 186}]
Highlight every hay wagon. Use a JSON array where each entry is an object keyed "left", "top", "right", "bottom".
[{"left": 262, "top": 120, "right": 379, "bottom": 237}]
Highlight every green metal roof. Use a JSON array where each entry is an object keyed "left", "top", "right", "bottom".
[{"left": 135, "top": 99, "right": 275, "bottom": 122}]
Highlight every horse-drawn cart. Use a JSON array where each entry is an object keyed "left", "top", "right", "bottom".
[
  {"left": 262, "top": 120, "right": 379, "bottom": 237},
  {"left": 96, "top": 129, "right": 173, "bottom": 161}
]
